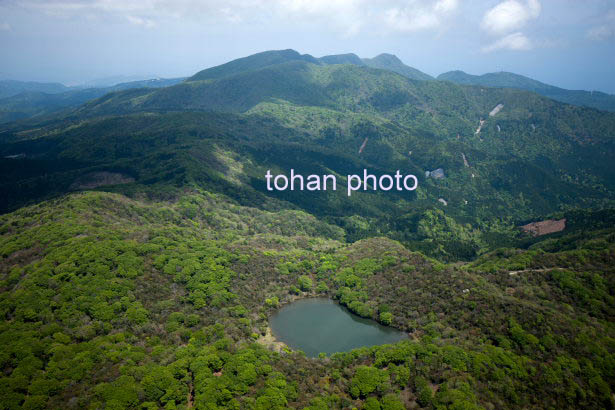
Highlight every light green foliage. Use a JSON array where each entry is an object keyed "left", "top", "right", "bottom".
[
  {"left": 350, "top": 366, "right": 389, "bottom": 398},
  {"left": 298, "top": 275, "right": 313, "bottom": 292},
  {"left": 379, "top": 312, "right": 393, "bottom": 326},
  {"left": 265, "top": 296, "right": 280, "bottom": 307},
  {"left": 316, "top": 281, "right": 329, "bottom": 293}
]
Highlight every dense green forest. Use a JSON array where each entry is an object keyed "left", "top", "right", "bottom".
[{"left": 1, "top": 50, "right": 614, "bottom": 409}]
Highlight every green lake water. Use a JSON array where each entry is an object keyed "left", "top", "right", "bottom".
[{"left": 269, "top": 298, "right": 408, "bottom": 357}]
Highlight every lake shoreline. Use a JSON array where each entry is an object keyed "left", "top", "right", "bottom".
[
  {"left": 256, "top": 325, "right": 289, "bottom": 354},
  {"left": 266, "top": 297, "right": 408, "bottom": 358},
  {"left": 258, "top": 295, "right": 325, "bottom": 356}
]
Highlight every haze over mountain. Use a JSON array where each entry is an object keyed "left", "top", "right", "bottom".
[
  {"left": 0, "top": 79, "right": 71, "bottom": 99},
  {"left": 438, "top": 70, "right": 615, "bottom": 112},
  {"left": 0, "top": 77, "right": 185, "bottom": 123}
]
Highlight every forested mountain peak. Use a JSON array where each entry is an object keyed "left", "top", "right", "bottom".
[
  {"left": 188, "top": 49, "right": 320, "bottom": 82},
  {"left": 363, "top": 54, "right": 434, "bottom": 81},
  {"left": 319, "top": 53, "right": 365, "bottom": 66}
]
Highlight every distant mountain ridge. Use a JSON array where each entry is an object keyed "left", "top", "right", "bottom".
[
  {"left": 319, "top": 53, "right": 365, "bottom": 66},
  {"left": 438, "top": 70, "right": 615, "bottom": 112},
  {"left": 362, "top": 53, "right": 434, "bottom": 81},
  {"left": 189, "top": 49, "right": 434, "bottom": 83},
  {"left": 0, "top": 77, "right": 186, "bottom": 123},
  {"left": 0, "top": 80, "right": 70, "bottom": 99}
]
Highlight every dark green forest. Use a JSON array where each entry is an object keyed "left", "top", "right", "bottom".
[{"left": 0, "top": 49, "right": 614, "bottom": 409}]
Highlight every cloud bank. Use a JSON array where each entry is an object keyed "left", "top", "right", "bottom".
[
  {"left": 481, "top": 32, "right": 532, "bottom": 53},
  {"left": 587, "top": 10, "right": 615, "bottom": 41},
  {"left": 480, "top": 0, "right": 541, "bottom": 52},
  {"left": 481, "top": 0, "right": 540, "bottom": 35},
  {"left": 13, "top": 0, "right": 460, "bottom": 37}
]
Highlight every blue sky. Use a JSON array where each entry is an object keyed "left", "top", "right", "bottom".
[{"left": 0, "top": 0, "right": 614, "bottom": 93}]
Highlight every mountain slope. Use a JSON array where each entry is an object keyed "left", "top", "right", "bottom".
[
  {"left": 438, "top": 70, "right": 615, "bottom": 112},
  {"left": 0, "top": 182, "right": 613, "bottom": 410},
  {"left": 2, "top": 55, "right": 615, "bottom": 260}
]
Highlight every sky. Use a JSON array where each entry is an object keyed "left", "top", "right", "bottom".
[{"left": 0, "top": 0, "right": 614, "bottom": 93}]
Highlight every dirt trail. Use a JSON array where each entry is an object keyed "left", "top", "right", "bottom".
[{"left": 508, "top": 267, "right": 567, "bottom": 276}]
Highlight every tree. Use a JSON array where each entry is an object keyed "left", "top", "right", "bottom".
[
  {"left": 350, "top": 366, "right": 389, "bottom": 398},
  {"left": 381, "top": 394, "right": 405, "bottom": 410},
  {"left": 379, "top": 312, "right": 393, "bottom": 326},
  {"left": 298, "top": 275, "right": 313, "bottom": 292}
]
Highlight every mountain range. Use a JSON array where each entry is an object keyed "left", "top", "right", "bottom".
[
  {"left": 438, "top": 70, "right": 615, "bottom": 112},
  {"left": 3, "top": 50, "right": 614, "bottom": 127},
  {"left": 0, "top": 49, "right": 614, "bottom": 409},
  {"left": 0, "top": 77, "right": 185, "bottom": 123}
]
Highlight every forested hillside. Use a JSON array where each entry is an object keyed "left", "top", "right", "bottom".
[
  {"left": 1, "top": 50, "right": 614, "bottom": 409},
  {"left": 2, "top": 51, "right": 614, "bottom": 260}
]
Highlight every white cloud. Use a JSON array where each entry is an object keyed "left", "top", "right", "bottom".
[
  {"left": 434, "top": 0, "right": 458, "bottom": 14},
  {"left": 12, "top": 0, "right": 460, "bottom": 37},
  {"left": 383, "top": 0, "right": 459, "bottom": 33},
  {"left": 479, "top": 1, "right": 540, "bottom": 53},
  {"left": 219, "top": 7, "right": 243, "bottom": 24},
  {"left": 481, "top": 0, "right": 540, "bottom": 35},
  {"left": 277, "top": 0, "right": 357, "bottom": 15},
  {"left": 273, "top": 0, "right": 365, "bottom": 37},
  {"left": 0, "top": 22, "right": 11, "bottom": 31},
  {"left": 126, "top": 15, "right": 156, "bottom": 28},
  {"left": 586, "top": 9, "right": 615, "bottom": 41},
  {"left": 481, "top": 31, "right": 532, "bottom": 52}
]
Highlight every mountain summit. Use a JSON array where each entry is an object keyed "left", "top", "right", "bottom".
[
  {"left": 363, "top": 53, "right": 434, "bottom": 81},
  {"left": 189, "top": 49, "right": 320, "bottom": 81},
  {"left": 189, "top": 49, "right": 433, "bottom": 83}
]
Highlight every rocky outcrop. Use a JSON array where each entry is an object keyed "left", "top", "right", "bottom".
[
  {"left": 425, "top": 168, "right": 445, "bottom": 179},
  {"left": 521, "top": 218, "right": 566, "bottom": 236}
]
